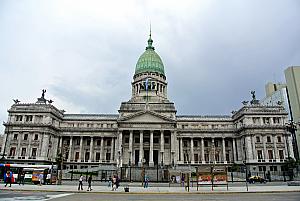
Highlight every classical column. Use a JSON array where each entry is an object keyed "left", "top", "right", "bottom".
[
  {"left": 211, "top": 138, "right": 215, "bottom": 162},
  {"left": 160, "top": 130, "right": 164, "bottom": 165},
  {"left": 89, "top": 137, "right": 93, "bottom": 162},
  {"left": 273, "top": 135, "right": 278, "bottom": 160},
  {"left": 16, "top": 133, "right": 22, "bottom": 157},
  {"left": 27, "top": 134, "right": 32, "bottom": 159},
  {"left": 139, "top": 131, "right": 144, "bottom": 166},
  {"left": 190, "top": 138, "right": 194, "bottom": 164},
  {"left": 149, "top": 130, "right": 154, "bottom": 167},
  {"left": 100, "top": 137, "right": 104, "bottom": 162},
  {"left": 262, "top": 135, "right": 267, "bottom": 160},
  {"left": 201, "top": 137, "right": 205, "bottom": 164},
  {"left": 38, "top": 133, "right": 43, "bottom": 157},
  {"left": 251, "top": 135, "right": 256, "bottom": 160},
  {"left": 283, "top": 134, "right": 288, "bottom": 158},
  {"left": 232, "top": 138, "right": 236, "bottom": 162},
  {"left": 68, "top": 136, "right": 73, "bottom": 162},
  {"left": 245, "top": 136, "right": 253, "bottom": 161},
  {"left": 110, "top": 137, "right": 114, "bottom": 162},
  {"left": 222, "top": 137, "right": 226, "bottom": 163},
  {"left": 180, "top": 138, "right": 184, "bottom": 163},
  {"left": 59, "top": 136, "right": 63, "bottom": 154},
  {"left": 129, "top": 131, "right": 133, "bottom": 164},
  {"left": 1, "top": 133, "right": 7, "bottom": 156},
  {"left": 79, "top": 136, "right": 83, "bottom": 162},
  {"left": 288, "top": 135, "right": 295, "bottom": 159}
]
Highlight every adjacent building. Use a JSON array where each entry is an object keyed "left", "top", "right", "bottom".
[{"left": 1, "top": 34, "right": 295, "bottom": 180}]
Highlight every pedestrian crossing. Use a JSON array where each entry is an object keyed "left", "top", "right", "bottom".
[{"left": 0, "top": 193, "right": 72, "bottom": 201}]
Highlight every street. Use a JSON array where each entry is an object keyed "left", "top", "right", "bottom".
[{"left": 0, "top": 191, "right": 300, "bottom": 201}]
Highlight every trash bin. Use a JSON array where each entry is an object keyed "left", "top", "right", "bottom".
[{"left": 124, "top": 185, "right": 129, "bottom": 192}]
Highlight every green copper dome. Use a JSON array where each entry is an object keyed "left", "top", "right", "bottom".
[{"left": 135, "top": 35, "right": 165, "bottom": 75}]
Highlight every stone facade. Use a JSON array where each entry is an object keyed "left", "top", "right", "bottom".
[{"left": 1, "top": 36, "right": 295, "bottom": 175}]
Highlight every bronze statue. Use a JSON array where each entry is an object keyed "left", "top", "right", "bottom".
[
  {"left": 42, "top": 89, "right": 46, "bottom": 99},
  {"left": 13, "top": 99, "right": 20, "bottom": 104}
]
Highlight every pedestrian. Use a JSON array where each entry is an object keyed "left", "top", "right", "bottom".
[
  {"left": 116, "top": 175, "right": 120, "bottom": 189},
  {"left": 4, "top": 170, "right": 12, "bottom": 187},
  {"left": 38, "top": 173, "right": 43, "bottom": 186},
  {"left": 144, "top": 174, "right": 149, "bottom": 188},
  {"left": 87, "top": 175, "right": 92, "bottom": 191},
  {"left": 108, "top": 176, "right": 112, "bottom": 188},
  {"left": 78, "top": 175, "right": 83, "bottom": 190},
  {"left": 112, "top": 176, "right": 117, "bottom": 191},
  {"left": 181, "top": 174, "right": 185, "bottom": 187},
  {"left": 19, "top": 171, "right": 25, "bottom": 185}
]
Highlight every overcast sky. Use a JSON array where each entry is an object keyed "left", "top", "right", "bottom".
[{"left": 1, "top": 0, "right": 300, "bottom": 132}]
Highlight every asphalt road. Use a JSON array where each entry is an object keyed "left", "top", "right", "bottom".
[{"left": 1, "top": 192, "right": 300, "bottom": 201}]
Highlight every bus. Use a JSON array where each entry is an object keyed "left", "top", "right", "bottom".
[{"left": 0, "top": 164, "right": 57, "bottom": 184}]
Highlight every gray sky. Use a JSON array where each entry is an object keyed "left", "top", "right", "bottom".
[{"left": 1, "top": 0, "right": 300, "bottom": 132}]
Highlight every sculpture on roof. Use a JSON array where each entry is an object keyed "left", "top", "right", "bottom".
[
  {"left": 13, "top": 99, "right": 20, "bottom": 104},
  {"left": 41, "top": 89, "right": 46, "bottom": 99},
  {"left": 250, "top": 90, "right": 259, "bottom": 105}
]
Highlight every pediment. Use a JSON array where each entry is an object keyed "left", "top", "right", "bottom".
[{"left": 118, "top": 111, "right": 175, "bottom": 123}]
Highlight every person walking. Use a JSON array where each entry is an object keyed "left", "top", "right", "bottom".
[
  {"left": 111, "top": 176, "right": 117, "bottom": 191},
  {"left": 87, "top": 175, "right": 92, "bottom": 191},
  {"left": 144, "top": 174, "right": 149, "bottom": 188},
  {"left": 4, "top": 170, "right": 12, "bottom": 187},
  {"left": 38, "top": 173, "right": 43, "bottom": 186},
  {"left": 78, "top": 175, "right": 83, "bottom": 190},
  {"left": 19, "top": 171, "right": 25, "bottom": 185}
]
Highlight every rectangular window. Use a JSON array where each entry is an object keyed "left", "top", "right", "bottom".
[
  {"left": 263, "top": 117, "right": 270, "bottom": 124},
  {"left": 194, "top": 140, "right": 198, "bottom": 147},
  {"left": 153, "top": 138, "right": 159, "bottom": 143},
  {"left": 253, "top": 117, "right": 260, "bottom": 124},
  {"left": 268, "top": 150, "right": 273, "bottom": 159},
  {"left": 125, "top": 137, "right": 129, "bottom": 143},
  {"left": 164, "top": 137, "right": 169, "bottom": 144},
  {"left": 107, "top": 140, "right": 111, "bottom": 146},
  {"left": 144, "top": 137, "right": 150, "bottom": 143},
  {"left": 87, "top": 139, "right": 91, "bottom": 146},
  {"left": 183, "top": 140, "right": 188, "bottom": 147},
  {"left": 75, "top": 152, "right": 79, "bottom": 160},
  {"left": 204, "top": 141, "right": 208, "bottom": 147},
  {"left": 194, "top": 154, "right": 198, "bottom": 162},
  {"left": 256, "top": 136, "right": 261, "bottom": 143},
  {"left": 24, "top": 134, "right": 28, "bottom": 141},
  {"left": 25, "top": 115, "right": 33, "bottom": 122},
  {"left": 215, "top": 153, "right": 220, "bottom": 162},
  {"left": 204, "top": 153, "right": 209, "bottom": 162},
  {"left": 16, "top": 115, "right": 23, "bottom": 121},
  {"left": 85, "top": 152, "right": 90, "bottom": 161},
  {"left": 257, "top": 150, "right": 263, "bottom": 159},
  {"left": 225, "top": 140, "right": 229, "bottom": 147},
  {"left": 214, "top": 141, "right": 219, "bottom": 147},
  {"left": 9, "top": 147, "right": 16, "bottom": 156},
  {"left": 226, "top": 153, "right": 230, "bottom": 161},
  {"left": 21, "top": 148, "right": 26, "bottom": 156},
  {"left": 106, "top": 153, "right": 111, "bottom": 161},
  {"left": 273, "top": 117, "right": 280, "bottom": 124},
  {"left": 277, "top": 136, "right": 282, "bottom": 143},
  {"left": 34, "top": 134, "right": 38, "bottom": 140},
  {"left": 32, "top": 148, "right": 37, "bottom": 157},
  {"left": 13, "top": 134, "right": 18, "bottom": 140},
  {"left": 267, "top": 136, "right": 271, "bottom": 143},
  {"left": 96, "top": 152, "right": 100, "bottom": 161},
  {"left": 97, "top": 140, "right": 101, "bottom": 146},
  {"left": 76, "top": 139, "right": 80, "bottom": 145},
  {"left": 135, "top": 138, "right": 140, "bottom": 143},
  {"left": 279, "top": 150, "right": 284, "bottom": 159}
]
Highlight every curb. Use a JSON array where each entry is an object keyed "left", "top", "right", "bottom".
[{"left": 1, "top": 188, "right": 300, "bottom": 195}]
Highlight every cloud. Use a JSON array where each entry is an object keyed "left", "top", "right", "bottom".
[{"left": 0, "top": 0, "right": 300, "bottom": 132}]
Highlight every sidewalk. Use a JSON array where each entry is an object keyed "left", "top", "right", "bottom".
[{"left": 1, "top": 183, "right": 300, "bottom": 194}]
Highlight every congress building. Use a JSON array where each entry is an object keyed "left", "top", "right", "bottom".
[{"left": 1, "top": 34, "right": 295, "bottom": 181}]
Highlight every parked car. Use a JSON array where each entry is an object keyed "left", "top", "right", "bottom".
[{"left": 248, "top": 176, "right": 267, "bottom": 184}]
